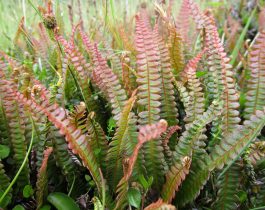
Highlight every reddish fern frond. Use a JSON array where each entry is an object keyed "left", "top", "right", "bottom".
[
  {"left": 244, "top": 31, "right": 265, "bottom": 120},
  {"left": 162, "top": 156, "right": 191, "bottom": 203},
  {"left": 2, "top": 81, "right": 104, "bottom": 194},
  {"left": 153, "top": 24, "right": 179, "bottom": 127},
  {"left": 144, "top": 198, "right": 176, "bottom": 210},
  {"left": 177, "top": 0, "right": 191, "bottom": 45},
  {"left": 204, "top": 12, "right": 240, "bottom": 135},
  {"left": 186, "top": 0, "right": 240, "bottom": 136},
  {"left": 69, "top": 22, "right": 81, "bottom": 48},
  {"left": 78, "top": 29, "right": 95, "bottom": 61},
  {"left": 135, "top": 14, "right": 161, "bottom": 125},
  {"left": 184, "top": 50, "right": 205, "bottom": 124},
  {"left": 36, "top": 147, "right": 53, "bottom": 210},
  {"left": 126, "top": 119, "right": 168, "bottom": 179},
  {"left": 56, "top": 34, "right": 100, "bottom": 115},
  {"left": 135, "top": 13, "right": 170, "bottom": 181},
  {"left": 162, "top": 125, "right": 181, "bottom": 148},
  {"left": 91, "top": 44, "right": 127, "bottom": 121},
  {"left": 114, "top": 120, "right": 168, "bottom": 210}
]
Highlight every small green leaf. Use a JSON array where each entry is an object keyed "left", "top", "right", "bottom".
[
  {"left": 128, "top": 188, "right": 141, "bottom": 209},
  {"left": 0, "top": 145, "right": 10, "bottom": 159},
  {"left": 138, "top": 174, "right": 149, "bottom": 190},
  {"left": 23, "top": 185, "right": 34, "bottom": 198},
  {"left": 196, "top": 71, "right": 207, "bottom": 78},
  {"left": 47, "top": 192, "right": 80, "bottom": 210},
  {"left": 12, "top": 205, "right": 25, "bottom": 210}
]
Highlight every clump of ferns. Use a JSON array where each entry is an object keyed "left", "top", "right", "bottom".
[{"left": 1, "top": 0, "right": 265, "bottom": 209}]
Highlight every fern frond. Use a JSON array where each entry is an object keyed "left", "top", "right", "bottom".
[
  {"left": 177, "top": 0, "right": 191, "bottom": 46},
  {"left": 244, "top": 31, "right": 265, "bottom": 120},
  {"left": 249, "top": 141, "right": 265, "bottom": 165},
  {"left": 36, "top": 147, "right": 53, "bottom": 210},
  {"left": 162, "top": 101, "right": 221, "bottom": 204},
  {"left": 3, "top": 82, "right": 104, "bottom": 197},
  {"left": 162, "top": 156, "right": 191, "bottom": 203},
  {"left": 114, "top": 120, "right": 168, "bottom": 210},
  {"left": 174, "top": 151, "right": 209, "bottom": 206},
  {"left": 91, "top": 44, "right": 128, "bottom": 121},
  {"left": 0, "top": 160, "right": 11, "bottom": 208},
  {"left": 161, "top": 125, "right": 181, "bottom": 164},
  {"left": 107, "top": 91, "right": 137, "bottom": 188},
  {"left": 86, "top": 112, "right": 109, "bottom": 172},
  {"left": 212, "top": 162, "right": 241, "bottom": 210},
  {"left": 55, "top": 35, "right": 96, "bottom": 112},
  {"left": 135, "top": 11, "right": 168, "bottom": 182},
  {"left": 209, "top": 109, "right": 265, "bottom": 170},
  {"left": 184, "top": 50, "right": 205, "bottom": 124},
  {"left": 154, "top": 24, "right": 179, "bottom": 127},
  {"left": 0, "top": 81, "right": 30, "bottom": 189}
]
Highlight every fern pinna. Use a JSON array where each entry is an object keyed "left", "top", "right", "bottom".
[{"left": 1, "top": 0, "right": 265, "bottom": 209}]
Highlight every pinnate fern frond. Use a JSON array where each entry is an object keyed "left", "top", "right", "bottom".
[
  {"left": 36, "top": 147, "right": 53, "bottom": 210},
  {"left": 91, "top": 44, "right": 127, "bottom": 121},
  {"left": 107, "top": 91, "right": 137, "bottom": 188},
  {"left": 209, "top": 109, "right": 265, "bottom": 170},
  {"left": 135, "top": 11, "right": 168, "bottom": 182},
  {"left": 154, "top": 24, "right": 179, "bottom": 127},
  {"left": 184, "top": 50, "right": 205, "bottom": 123},
  {"left": 162, "top": 156, "right": 191, "bottom": 203},
  {"left": 212, "top": 162, "right": 240, "bottom": 210},
  {"left": 1, "top": 80, "right": 104, "bottom": 197},
  {"left": 114, "top": 120, "right": 168, "bottom": 210},
  {"left": 249, "top": 141, "right": 265, "bottom": 165},
  {"left": 244, "top": 31, "right": 265, "bottom": 120}
]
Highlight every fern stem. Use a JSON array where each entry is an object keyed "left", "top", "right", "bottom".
[
  {"left": 67, "top": 174, "right": 76, "bottom": 197},
  {"left": 0, "top": 118, "right": 35, "bottom": 204}
]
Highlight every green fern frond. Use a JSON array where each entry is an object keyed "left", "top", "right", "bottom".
[
  {"left": 209, "top": 109, "right": 265, "bottom": 170},
  {"left": 107, "top": 92, "right": 137, "bottom": 189},
  {"left": 212, "top": 162, "right": 241, "bottom": 210}
]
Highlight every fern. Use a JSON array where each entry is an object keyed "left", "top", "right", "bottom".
[
  {"left": 36, "top": 147, "right": 53, "bottom": 210},
  {"left": 0, "top": 161, "right": 11, "bottom": 208},
  {"left": 135, "top": 11, "right": 168, "bottom": 183},
  {"left": 107, "top": 91, "right": 137, "bottom": 188},
  {"left": 162, "top": 101, "right": 222, "bottom": 203},
  {"left": 114, "top": 120, "right": 168, "bottom": 210},
  {"left": 244, "top": 31, "right": 265, "bottom": 120},
  {"left": 0, "top": 80, "right": 30, "bottom": 189},
  {"left": 212, "top": 162, "right": 241, "bottom": 210},
  {"left": 209, "top": 109, "right": 265, "bottom": 170},
  {"left": 161, "top": 156, "right": 191, "bottom": 203},
  {"left": 2, "top": 81, "right": 106, "bottom": 201}
]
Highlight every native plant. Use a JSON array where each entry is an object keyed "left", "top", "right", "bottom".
[{"left": 0, "top": 0, "right": 265, "bottom": 209}]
